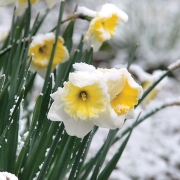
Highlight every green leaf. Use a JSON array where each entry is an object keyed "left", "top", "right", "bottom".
[
  {"left": 69, "top": 126, "right": 98, "bottom": 180},
  {"left": 42, "top": 1, "right": 65, "bottom": 93},
  {"left": 98, "top": 114, "right": 141, "bottom": 180},
  {"left": 0, "top": 75, "right": 5, "bottom": 92},
  {"left": 127, "top": 43, "right": 139, "bottom": 70},
  {"left": 14, "top": 94, "right": 43, "bottom": 175},
  {"left": 63, "top": 20, "right": 75, "bottom": 52},
  {"left": 89, "top": 129, "right": 118, "bottom": 180},
  {"left": 36, "top": 123, "right": 65, "bottom": 180},
  {"left": 98, "top": 132, "right": 132, "bottom": 180}
]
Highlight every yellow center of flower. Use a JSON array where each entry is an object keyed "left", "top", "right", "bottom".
[
  {"left": 19, "top": 0, "right": 38, "bottom": 4},
  {"left": 61, "top": 82, "right": 107, "bottom": 120},
  {"left": 80, "top": 91, "right": 88, "bottom": 101},
  {"left": 29, "top": 37, "right": 68, "bottom": 69},
  {"left": 92, "top": 14, "right": 119, "bottom": 42},
  {"left": 111, "top": 80, "right": 139, "bottom": 115}
]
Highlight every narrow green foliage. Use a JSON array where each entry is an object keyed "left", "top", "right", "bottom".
[
  {"left": 0, "top": 75, "right": 5, "bottom": 92},
  {"left": 98, "top": 114, "right": 141, "bottom": 180},
  {"left": 127, "top": 43, "right": 139, "bottom": 70},
  {"left": 138, "top": 70, "right": 171, "bottom": 105},
  {"left": 90, "top": 129, "right": 118, "bottom": 180},
  {"left": 42, "top": 1, "right": 65, "bottom": 93}
]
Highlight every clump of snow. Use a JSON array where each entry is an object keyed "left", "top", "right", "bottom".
[
  {"left": 0, "top": 172, "right": 18, "bottom": 180},
  {"left": 76, "top": 6, "right": 97, "bottom": 17}
]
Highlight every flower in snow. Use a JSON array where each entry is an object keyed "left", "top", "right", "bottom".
[
  {"left": 0, "top": 0, "right": 39, "bottom": 16},
  {"left": 0, "top": 172, "right": 18, "bottom": 180},
  {"left": 48, "top": 63, "right": 142, "bottom": 138},
  {"left": 82, "top": 3, "right": 128, "bottom": 52},
  {"left": 128, "top": 64, "right": 168, "bottom": 107},
  {"left": 29, "top": 32, "right": 69, "bottom": 78}
]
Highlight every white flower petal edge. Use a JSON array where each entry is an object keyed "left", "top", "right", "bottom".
[
  {"left": 44, "top": 0, "right": 56, "bottom": 9},
  {"left": 92, "top": 104, "right": 126, "bottom": 129},
  {"left": 30, "top": 63, "right": 47, "bottom": 79},
  {"left": 0, "top": 0, "right": 16, "bottom": 6},
  {"left": 48, "top": 88, "right": 70, "bottom": 122},
  {"left": 97, "top": 68, "right": 126, "bottom": 101},
  {"left": 98, "top": 3, "right": 128, "bottom": 23},
  {"left": 63, "top": 118, "right": 94, "bottom": 138},
  {"left": 73, "top": 62, "right": 96, "bottom": 72}
]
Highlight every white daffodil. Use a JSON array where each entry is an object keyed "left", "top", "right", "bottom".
[
  {"left": 48, "top": 63, "right": 143, "bottom": 138},
  {"left": 48, "top": 67, "right": 109, "bottom": 138},
  {"left": 82, "top": 3, "right": 128, "bottom": 52},
  {"left": 0, "top": 0, "right": 39, "bottom": 16},
  {"left": 0, "top": 172, "right": 18, "bottom": 180},
  {"left": 94, "top": 67, "right": 143, "bottom": 128},
  {"left": 29, "top": 32, "right": 69, "bottom": 78}
]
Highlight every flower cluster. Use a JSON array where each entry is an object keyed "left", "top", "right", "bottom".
[
  {"left": 78, "top": 3, "right": 128, "bottom": 51},
  {"left": 29, "top": 32, "right": 69, "bottom": 78},
  {"left": 48, "top": 63, "right": 143, "bottom": 138}
]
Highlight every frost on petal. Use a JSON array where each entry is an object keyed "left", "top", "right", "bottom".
[
  {"left": 63, "top": 118, "right": 94, "bottom": 138},
  {"left": 84, "top": 3, "right": 128, "bottom": 52},
  {"left": 97, "top": 68, "right": 126, "bottom": 100},
  {"left": 73, "top": 62, "right": 96, "bottom": 72},
  {"left": 99, "top": 3, "right": 128, "bottom": 23},
  {"left": 48, "top": 88, "right": 69, "bottom": 122},
  {"left": 76, "top": 6, "right": 97, "bottom": 17}
]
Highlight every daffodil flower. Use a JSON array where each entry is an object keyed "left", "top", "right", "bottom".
[
  {"left": 48, "top": 63, "right": 143, "bottom": 138},
  {"left": 29, "top": 32, "right": 69, "bottom": 78},
  {"left": 81, "top": 3, "right": 128, "bottom": 52},
  {"left": 0, "top": 0, "right": 39, "bottom": 16}
]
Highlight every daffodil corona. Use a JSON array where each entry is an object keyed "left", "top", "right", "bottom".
[
  {"left": 81, "top": 3, "right": 128, "bottom": 51},
  {"left": 48, "top": 63, "right": 143, "bottom": 138},
  {"left": 29, "top": 33, "right": 69, "bottom": 78}
]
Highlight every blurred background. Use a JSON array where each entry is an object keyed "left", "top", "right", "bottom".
[{"left": 0, "top": 0, "right": 180, "bottom": 179}]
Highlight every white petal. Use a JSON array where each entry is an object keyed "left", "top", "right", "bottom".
[
  {"left": 73, "top": 62, "right": 96, "bottom": 72},
  {"left": 44, "top": 0, "right": 56, "bottom": 9},
  {"left": 48, "top": 90, "right": 69, "bottom": 122},
  {"left": 63, "top": 118, "right": 94, "bottom": 138},
  {"left": 91, "top": 34, "right": 102, "bottom": 52},
  {"left": 69, "top": 70, "right": 104, "bottom": 87},
  {"left": 30, "top": 64, "right": 48, "bottom": 79},
  {"left": 98, "top": 3, "right": 128, "bottom": 23},
  {"left": 97, "top": 68, "right": 126, "bottom": 100},
  {"left": 93, "top": 105, "right": 125, "bottom": 129},
  {"left": 0, "top": 0, "right": 16, "bottom": 6}
]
